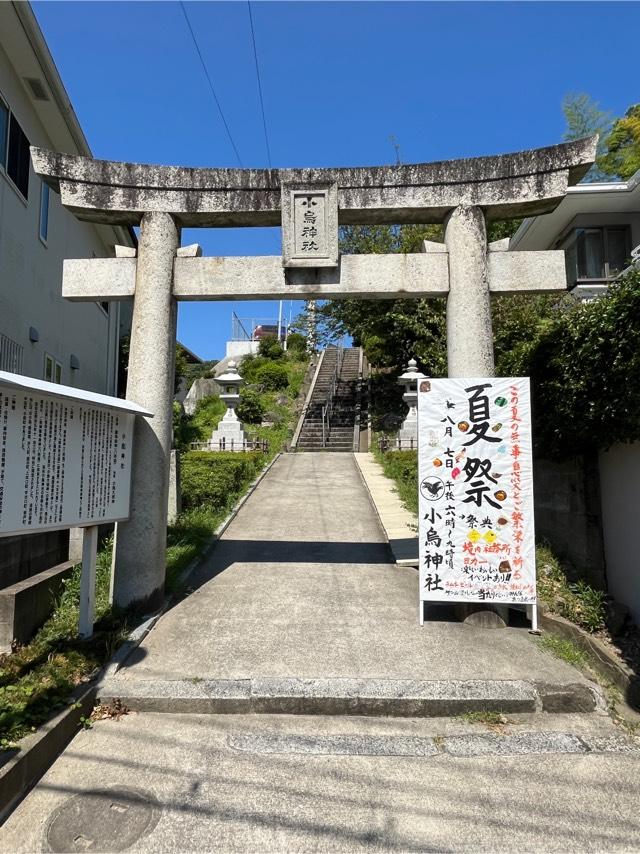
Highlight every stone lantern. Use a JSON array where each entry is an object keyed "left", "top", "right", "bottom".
[
  {"left": 396, "top": 358, "right": 426, "bottom": 450},
  {"left": 208, "top": 360, "right": 247, "bottom": 451}
]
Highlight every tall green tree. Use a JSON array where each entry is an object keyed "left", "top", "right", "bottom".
[
  {"left": 598, "top": 104, "right": 640, "bottom": 180},
  {"left": 562, "top": 92, "right": 613, "bottom": 182}
]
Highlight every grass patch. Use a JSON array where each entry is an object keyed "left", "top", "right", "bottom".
[
  {"left": 372, "top": 444, "right": 418, "bottom": 515},
  {"left": 536, "top": 543, "right": 605, "bottom": 633},
  {"left": 538, "top": 634, "right": 587, "bottom": 668},
  {"left": 459, "top": 710, "right": 514, "bottom": 733},
  {"left": 0, "top": 542, "right": 130, "bottom": 748},
  {"left": 0, "top": 486, "right": 255, "bottom": 746},
  {"left": 459, "top": 710, "right": 508, "bottom": 726}
]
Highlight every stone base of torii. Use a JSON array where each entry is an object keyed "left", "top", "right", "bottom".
[{"left": 31, "top": 137, "right": 597, "bottom": 612}]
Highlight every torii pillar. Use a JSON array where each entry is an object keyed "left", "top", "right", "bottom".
[
  {"left": 110, "top": 212, "right": 179, "bottom": 610},
  {"left": 445, "top": 205, "right": 494, "bottom": 376},
  {"left": 31, "top": 137, "right": 597, "bottom": 612}
]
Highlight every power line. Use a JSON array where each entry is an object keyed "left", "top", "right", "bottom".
[
  {"left": 247, "top": 0, "right": 272, "bottom": 169},
  {"left": 179, "top": 1, "right": 244, "bottom": 167}
]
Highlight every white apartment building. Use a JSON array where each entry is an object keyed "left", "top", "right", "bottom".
[
  {"left": 0, "top": 2, "right": 134, "bottom": 395},
  {"left": 510, "top": 168, "right": 640, "bottom": 300}
]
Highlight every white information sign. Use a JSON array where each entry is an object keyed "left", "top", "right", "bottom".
[
  {"left": 0, "top": 371, "right": 150, "bottom": 537},
  {"left": 417, "top": 377, "right": 536, "bottom": 609}
]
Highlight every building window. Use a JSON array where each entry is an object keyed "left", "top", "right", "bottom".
[
  {"left": 0, "top": 95, "right": 30, "bottom": 200},
  {"left": 39, "top": 181, "right": 49, "bottom": 242},
  {"left": 563, "top": 226, "right": 631, "bottom": 286},
  {"left": 0, "top": 98, "right": 8, "bottom": 170},
  {"left": 0, "top": 332, "right": 24, "bottom": 373},
  {"left": 44, "top": 354, "right": 62, "bottom": 384}
]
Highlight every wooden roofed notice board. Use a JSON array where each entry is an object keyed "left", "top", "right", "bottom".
[
  {"left": 0, "top": 371, "right": 152, "bottom": 637},
  {"left": 417, "top": 377, "right": 536, "bottom": 624},
  {"left": 0, "top": 372, "right": 151, "bottom": 537}
]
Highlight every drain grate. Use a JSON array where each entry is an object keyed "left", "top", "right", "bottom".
[{"left": 45, "top": 786, "right": 161, "bottom": 852}]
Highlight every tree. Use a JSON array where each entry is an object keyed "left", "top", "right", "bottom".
[
  {"left": 562, "top": 92, "right": 614, "bottom": 182},
  {"left": 598, "top": 104, "right": 640, "bottom": 180},
  {"left": 174, "top": 344, "right": 189, "bottom": 394}
]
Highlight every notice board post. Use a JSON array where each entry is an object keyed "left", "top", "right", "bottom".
[
  {"left": 0, "top": 371, "right": 152, "bottom": 639},
  {"left": 417, "top": 377, "right": 537, "bottom": 629}
]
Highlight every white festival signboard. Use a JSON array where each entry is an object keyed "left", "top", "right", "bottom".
[
  {"left": 0, "top": 371, "right": 149, "bottom": 537},
  {"left": 417, "top": 377, "right": 536, "bottom": 609}
]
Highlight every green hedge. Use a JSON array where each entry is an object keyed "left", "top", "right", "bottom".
[
  {"left": 254, "top": 361, "right": 289, "bottom": 390},
  {"left": 501, "top": 270, "right": 640, "bottom": 457},
  {"left": 181, "top": 451, "right": 264, "bottom": 511}
]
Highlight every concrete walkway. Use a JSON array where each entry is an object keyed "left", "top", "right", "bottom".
[{"left": 112, "top": 453, "right": 587, "bottom": 688}]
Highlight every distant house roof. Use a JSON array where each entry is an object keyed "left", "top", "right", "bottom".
[
  {"left": 510, "top": 169, "right": 640, "bottom": 251},
  {"left": 177, "top": 342, "right": 204, "bottom": 364}
]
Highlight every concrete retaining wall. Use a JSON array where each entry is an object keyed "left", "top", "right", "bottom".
[
  {"left": 599, "top": 442, "right": 640, "bottom": 623},
  {"left": 533, "top": 454, "right": 605, "bottom": 588},
  {"left": 0, "top": 530, "right": 69, "bottom": 588}
]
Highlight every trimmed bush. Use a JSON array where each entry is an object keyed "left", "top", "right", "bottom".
[
  {"left": 239, "top": 355, "right": 268, "bottom": 384},
  {"left": 254, "top": 361, "right": 289, "bottom": 390},
  {"left": 286, "top": 332, "right": 307, "bottom": 356},
  {"left": 258, "top": 334, "right": 284, "bottom": 360},
  {"left": 237, "top": 387, "right": 265, "bottom": 424},
  {"left": 181, "top": 451, "right": 264, "bottom": 511}
]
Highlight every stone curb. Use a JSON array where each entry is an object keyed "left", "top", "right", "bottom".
[
  {"left": 352, "top": 453, "right": 419, "bottom": 567},
  {"left": 0, "top": 452, "right": 282, "bottom": 824},
  {"left": 97, "top": 677, "right": 600, "bottom": 717},
  {"left": 0, "top": 682, "right": 97, "bottom": 825},
  {"left": 539, "top": 611, "right": 640, "bottom": 709},
  {"left": 226, "top": 730, "right": 640, "bottom": 758}
]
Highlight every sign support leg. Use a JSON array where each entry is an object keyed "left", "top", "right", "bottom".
[
  {"left": 79, "top": 525, "right": 98, "bottom": 638},
  {"left": 528, "top": 603, "right": 540, "bottom": 635}
]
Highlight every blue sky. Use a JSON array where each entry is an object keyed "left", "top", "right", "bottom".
[{"left": 33, "top": 1, "right": 640, "bottom": 360}]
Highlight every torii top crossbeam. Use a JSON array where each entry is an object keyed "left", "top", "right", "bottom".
[{"left": 31, "top": 137, "right": 597, "bottom": 227}]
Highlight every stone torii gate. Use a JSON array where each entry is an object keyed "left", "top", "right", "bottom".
[{"left": 32, "top": 137, "right": 596, "bottom": 612}]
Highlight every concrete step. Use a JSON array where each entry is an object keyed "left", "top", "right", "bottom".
[{"left": 98, "top": 676, "right": 600, "bottom": 717}]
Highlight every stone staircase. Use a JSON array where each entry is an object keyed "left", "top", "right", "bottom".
[{"left": 296, "top": 346, "right": 361, "bottom": 452}]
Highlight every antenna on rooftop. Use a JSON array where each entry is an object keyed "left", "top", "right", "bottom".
[{"left": 389, "top": 135, "right": 402, "bottom": 166}]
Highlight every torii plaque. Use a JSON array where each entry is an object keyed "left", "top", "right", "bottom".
[{"left": 31, "top": 137, "right": 597, "bottom": 611}]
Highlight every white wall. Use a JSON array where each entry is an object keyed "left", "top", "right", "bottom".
[
  {"left": 225, "top": 340, "right": 259, "bottom": 358},
  {"left": 599, "top": 442, "right": 640, "bottom": 622},
  {"left": 0, "top": 41, "right": 121, "bottom": 395}
]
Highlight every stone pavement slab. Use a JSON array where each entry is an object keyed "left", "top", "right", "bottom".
[
  {"left": 1, "top": 711, "right": 639, "bottom": 852},
  {"left": 111, "top": 453, "right": 593, "bottom": 692},
  {"left": 354, "top": 452, "right": 419, "bottom": 565}
]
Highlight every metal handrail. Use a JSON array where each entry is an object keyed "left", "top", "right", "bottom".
[
  {"left": 321, "top": 345, "right": 343, "bottom": 447},
  {"left": 291, "top": 350, "right": 325, "bottom": 450},
  {"left": 352, "top": 347, "right": 364, "bottom": 452}
]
